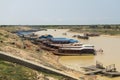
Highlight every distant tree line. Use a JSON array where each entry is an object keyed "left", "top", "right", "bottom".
[
  {"left": 89, "top": 25, "right": 120, "bottom": 30},
  {"left": 0, "top": 25, "right": 120, "bottom": 29}
]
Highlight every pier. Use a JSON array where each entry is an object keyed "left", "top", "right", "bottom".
[{"left": 81, "top": 61, "right": 120, "bottom": 77}]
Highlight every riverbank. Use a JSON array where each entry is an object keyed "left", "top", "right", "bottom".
[
  {"left": 0, "top": 27, "right": 83, "bottom": 80},
  {"left": 69, "top": 27, "right": 120, "bottom": 36},
  {"left": 35, "top": 28, "right": 120, "bottom": 80},
  {"left": 58, "top": 29, "right": 120, "bottom": 80},
  {"left": 1, "top": 26, "right": 120, "bottom": 80}
]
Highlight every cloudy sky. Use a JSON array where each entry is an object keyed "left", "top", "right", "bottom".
[{"left": 0, "top": 0, "right": 120, "bottom": 25}]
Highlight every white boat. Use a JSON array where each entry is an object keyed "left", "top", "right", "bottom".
[{"left": 54, "top": 44, "right": 96, "bottom": 55}]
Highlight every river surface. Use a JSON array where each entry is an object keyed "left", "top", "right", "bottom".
[{"left": 35, "top": 29, "right": 120, "bottom": 80}]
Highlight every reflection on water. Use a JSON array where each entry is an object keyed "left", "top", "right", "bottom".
[
  {"left": 59, "top": 56, "right": 95, "bottom": 71},
  {"left": 35, "top": 29, "right": 120, "bottom": 80}
]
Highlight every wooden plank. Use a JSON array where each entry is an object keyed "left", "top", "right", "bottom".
[
  {"left": 102, "top": 71, "right": 120, "bottom": 76},
  {"left": 81, "top": 64, "right": 120, "bottom": 77},
  {"left": 84, "top": 69, "right": 102, "bottom": 75},
  {"left": 81, "top": 65, "right": 99, "bottom": 70}
]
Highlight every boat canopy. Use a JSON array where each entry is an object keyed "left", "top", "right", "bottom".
[
  {"left": 50, "top": 37, "right": 78, "bottom": 43},
  {"left": 39, "top": 34, "right": 53, "bottom": 39}
]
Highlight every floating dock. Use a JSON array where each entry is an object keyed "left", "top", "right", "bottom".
[
  {"left": 81, "top": 61, "right": 120, "bottom": 77},
  {"left": 81, "top": 65, "right": 104, "bottom": 75}
]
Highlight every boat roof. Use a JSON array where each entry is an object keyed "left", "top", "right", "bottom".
[
  {"left": 50, "top": 38, "right": 78, "bottom": 43},
  {"left": 59, "top": 47, "right": 94, "bottom": 50},
  {"left": 82, "top": 44, "right": 94, "bottom": 47},
  {"left": 49, "top": 43, "right": 82, "bottom": 48}
]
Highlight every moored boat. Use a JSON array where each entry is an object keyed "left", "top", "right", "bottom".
[
  {"left": 53, "top": 44, "right": 96, "bottom": 55},
  {"left": 77, "top": 35, "right": 89, "bottom": 39}
]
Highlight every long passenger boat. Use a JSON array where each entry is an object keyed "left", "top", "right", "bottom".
[
  {"left": 35, "top": 36, "right": 96, "bottom": 55},
  {"left": 53, "top": 44, "right": 96, "bottom": 55}
]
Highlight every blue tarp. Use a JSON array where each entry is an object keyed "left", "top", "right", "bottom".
[
  {"left": 69, "top": 39, "right": 78, "bottom": 43},
  {"left": 50, "top": 38, "right": 78, "bottom": 43},
  {"left": 39, "top": 35, "right": 47, "bottom": 39},
  {"left": 50, "top": 38, "right": 69, "bottom": 41},
  {"left": 17, "top": 31, "right": 32, "bottom": 36},
  {"left": 47, "top": 35, "right": 53, "bottom": 39},
  {"left": 39, "top": 35, "right": 53, "bottom": 39}
]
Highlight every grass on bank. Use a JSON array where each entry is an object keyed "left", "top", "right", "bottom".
[
  {"left": 0, "top": 60, "right": 37, "bottom": 80},
  {"left": 0, "top": 60, "right": 65, "bottom": 80}
]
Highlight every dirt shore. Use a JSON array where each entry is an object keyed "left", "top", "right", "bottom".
[{"left": 0, "top": 28, "right": 84, "bottom": 79}]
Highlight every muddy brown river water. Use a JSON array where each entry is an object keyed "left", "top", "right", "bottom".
[{"left": 35, "top": 29, "right": 120, "bottom": 80}]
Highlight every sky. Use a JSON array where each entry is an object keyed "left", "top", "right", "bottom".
[{"left": 0, "top": 0, "right": 120, "bottom": 25}]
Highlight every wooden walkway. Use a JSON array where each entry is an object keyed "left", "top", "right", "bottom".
[
  {"left": 102, "top": 71, "right": 120, "bottom": 77},
  {"left": 81, "top": 65, "right": 104, "bottom": 75},
  {"left": 84, "top": 69, "right": 103, "bottom": 75},
  {"left": 81, "top": 62, "right": 120, "bottom": 77}
]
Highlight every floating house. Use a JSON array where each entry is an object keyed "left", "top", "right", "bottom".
[
  {"left": 16, "top": 29, "right": 40, "bottom": 37},
  {"left": 72, "top": 35, "right": 79, "bottom": 38},
  {"left": 84, "top": 33, "right": 100, "bottom": 37},
  {"left": 72, "top": 35, "right": 89, "bottom": 39},
  {"left": 77, "top": 35, "right": 89, "bottom": 39}
]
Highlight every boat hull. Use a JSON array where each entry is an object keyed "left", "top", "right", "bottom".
[{"left": 53, "top": 49, "right": 96, "bottom": 56}]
